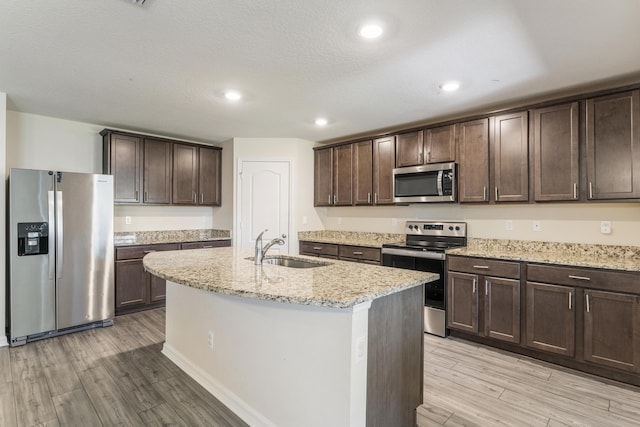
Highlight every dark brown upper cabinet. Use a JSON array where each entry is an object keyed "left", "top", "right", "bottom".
[
  {"left": 395, "top": 131, "right": 424, "bottom": 167},
  {"left": 457, "top": 119, "right": 490, "bottom": 203},
  {"left": 491, "top": 111, "right": 529, "bottom": 202},
  {"left": 199, "top": 146, "right": 222, "bottom": 206},
  {"left": 102, "top": 130, "right": 142, "bottom": 204},
  {"left": 373, "top": 136, "right": 396, "bottom": 205},
  {"left": 586, "top": 90, "right": 640, "bottom": 200},
  {"left": 425, "top": 125, "right": 456, "bottom": 164},
  {"left": 333, "top": 144, "right": 353, "bottom": 205},
  {"left": 173, "top": 143, "right": 198, "bottom": 205},
  {"left": 532, "top": 102, "right": 580, "bottom": 201},
  {"left": 143, "top": 138, "right": 173, "bottom": 204},
  {"left": 353, "top": 140, "right": 373, "bottom": 205},
  {"left": 314, "top": 147, "right": 333, "bottom": 206}
]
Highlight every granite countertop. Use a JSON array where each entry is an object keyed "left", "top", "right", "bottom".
[
  {"left": 298, "top": 230, "right": 404, "bottom": 248},
  {"left": 114, "top": 229, "right": 231, "bottom": 246},
  {"left": 447, "top": 239, "right": 640, "bottom": 272},
  {"left": 143, "top": 246, "right": 437, "bottom": 308}
]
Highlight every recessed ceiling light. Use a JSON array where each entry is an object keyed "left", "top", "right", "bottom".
[
  {"left": 315, "top": 118, "right": 328, "bottom": 126},
  {"left": 359, "top": 24, "right": 383, "bottom": 39},
  {"left": 440, "top": 82, "right": 460, "bottom": 92},
  {"left": 224, "top": 90, "right": 242, "bottom": 101}
]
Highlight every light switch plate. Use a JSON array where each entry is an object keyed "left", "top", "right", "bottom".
[
  {"left": 505, "top": 220, "right": 513, "bottom": 231},
  {"left": 533, "top": 220, "right": 541, "bottom": 232},
  {"left": 600, "top": 221, "right": 612, "bottom": 234},
  {"left": 125, "top": 216, "right": 132, "bottom": 225}
]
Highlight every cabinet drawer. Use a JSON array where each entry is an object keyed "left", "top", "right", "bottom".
[
  {"left": 448, "top": 256, "right": 520, "bottom": 279},
  {"left": 339, "top": 245, "right": 381, "bottom": 263},
  {"left": 116, "top": 243, "right": 181, "bottom": 260},
  {"left": 527, "top": 263, "right": 640, "bottom": 294},
  {"left": 181, "top": 240, "right": 231, "bottom": 250},
  {"left": 300, "top": 241, "right": 339, "bottom": 257}
]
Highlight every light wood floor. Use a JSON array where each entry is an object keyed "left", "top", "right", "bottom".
[
  {"left": 419, "top": 333, "right": 640, "bottom": 427},
  {"left": 0, "top": 308, "right": 247, "bottom": 427}
]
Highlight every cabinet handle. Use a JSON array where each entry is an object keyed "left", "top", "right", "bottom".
[
  {"left": 495, "top": 187, "right": 499, "bottom": 201},
  {"left": 333, "top": 194, "right": 337, "bottom": 204},
  {"left": 353, "top": 251, "right": 363, "bottom": 255},
  {"left": 313, "top": 247, "right": 322, "bottom": 250},
  {"left": 426, "top": 150, "right": 431, "bottom": 163},
  {"left": 473, "top": 265, "right": 490, "bottom": 269},
  {"left": 368, "top": 193, "right": 371, "bottom": 204},
  {"left": 374, "top": 193, "right": 379, "bottom": 204},
  {"left": 568, "top": 275, "right": 591, "bottom": 281},
  {"left": 568, "top": 292, "right": 572, "bottom": 311},
  {"left": 202, "top": 245, "right": 213, "bottom": 248},
  {"left": 483, "top": 186, "right": 487, "bottom": 201},
  {"left": 573, "top": 183, "right": 578, "bottom": 200},
  {"left": 144, "top": 191, "right": 148, "bottom": 201},
  {"left": 589, "top": 182, "right": 593, "bottom": 199},
  {"left": 201, "top": 194, "right": 204, "bottom": 204},
  {"left": 143, "top": 250, "right": 157, "bottom": 253},
  {"left": 485, "top": 280, "right": 489, "bottom": 295},
  {"left": 135, "top": 190, "right": 139, "bottom": 201},
  {"left": 418, "top": 151, "right": 423, "bottom": 164},
  {"left": 586, "top": 294, "right": 590, "bottom": 313},
  {"left": 472, "top": 279, "right": 477, "bottom": 293},
  {"left": 328, "top": 195, "right": 331, "bottom": 204},
  {"left": 193, "top": 192, "right": 197, "bottom": 203}
]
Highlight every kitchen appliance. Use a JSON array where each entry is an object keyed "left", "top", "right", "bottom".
[
  {"left": 392, "top": 161, "right": 456, "bottom": 203},
  {"left": 381, "top": 221, "right": 467, "bottom": 337},
  {"left": 8, "top": 168, "right": 114, "bottom": 346}
]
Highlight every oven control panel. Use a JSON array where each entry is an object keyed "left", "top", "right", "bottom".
[{"left": 405, "top": 221, "right": 466, "bottom": 237}]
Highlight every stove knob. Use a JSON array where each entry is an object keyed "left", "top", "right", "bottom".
[
  {"left": 455, "top": 226, "right": 460, "bottom": 231},
  {"left": 408, "top": 225, "right": 414, "bottom": 231},
  {"left": 449, "top": 226, "right": 454, "bottom": 231}
]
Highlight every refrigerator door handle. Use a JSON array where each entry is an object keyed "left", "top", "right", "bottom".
[
  {"left": 48, "top": 190, "right": 56, "bottom": 280},
  {"left": 56, "top": 190, "right": 64, "bottom": 279}
]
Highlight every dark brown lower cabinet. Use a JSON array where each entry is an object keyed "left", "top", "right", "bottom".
[
  {"left": 584, "top": 289, "right": 640, "bottom": 372},
  {"left": 447, "top": 272, "right": 479, "bottom": 334},
  {"left": 485, "top": 277, "right": 520, "bottom": 343},
  {"left": 525, "top": 282, "right": 575, "bottom": 357},
  {"left": 115, "top": 240, "right": 231, "bottom": 314}
]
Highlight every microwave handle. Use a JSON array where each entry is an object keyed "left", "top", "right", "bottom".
[{"left": 437, "top": 170, "right": 443, "bottom": 196}]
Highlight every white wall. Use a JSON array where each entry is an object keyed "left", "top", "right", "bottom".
[
  {"left": 318, "top": 202, "right": 640, "bottom": 246},
  {"left": 0, "top": 93, "right": 7, "bottom": 346},
  {"left": 6, "top": 111, "right": 231, "bottom": 233},
  {"left": 231, "top": 138, "right": 324, "bottom": 254}
]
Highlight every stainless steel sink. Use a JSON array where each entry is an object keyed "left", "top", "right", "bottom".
[{"left": 262, "top": 257, "right": 331, "bottom": 268}]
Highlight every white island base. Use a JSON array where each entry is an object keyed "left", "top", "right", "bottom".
[{"left": 162, "top": 280, "right": 423, "bottom": 427}]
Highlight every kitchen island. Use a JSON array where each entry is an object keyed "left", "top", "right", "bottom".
[{"left": 143, "top": 246, "right": 437, "bottom": 427}]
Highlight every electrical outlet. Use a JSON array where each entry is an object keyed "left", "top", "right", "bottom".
[
  {"left": 125, "top": 216, "right": 132, "bottom": 225},
  {"left": 505, "top": 220, "right": 513, "bottom": 231},
  {"left": 533, "top": 220, "right": 541, "bottom": 232},
  {"left": 391, "top": 218, "right": 398, "bottom": 226},
  {"left": 302, "top": 215, "right": 308, "bottom": 225},
  {"left": 355, "top": 336, "right": 366, "bottom": 362},
  {"left": 208, "top": 331, "right": 214, "bottom": 349},
  {"left": 600, "top": 221, "right": 612, "bottom": 234}
]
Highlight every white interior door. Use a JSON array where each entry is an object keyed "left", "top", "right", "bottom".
[{"left": 238, "top": 160, "right": 290, "bottom": 254}]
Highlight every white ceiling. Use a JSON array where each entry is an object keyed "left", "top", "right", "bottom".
[{"left": 1, "top": 0, "right": 640, "bottom": 143}]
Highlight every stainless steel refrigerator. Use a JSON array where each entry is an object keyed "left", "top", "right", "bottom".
[{"left": 8, "top": 168, "right": 114, "bottom": 346}]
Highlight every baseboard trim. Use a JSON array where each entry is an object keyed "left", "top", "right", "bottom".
[
  {"left": 161, "top": 343, "right": 275, "bottom": 427},
  {"left": 0, "top": 336, "right": 8, "bottom": 348}
]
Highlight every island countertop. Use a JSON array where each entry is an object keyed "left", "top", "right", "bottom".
[{"left": 143, "top": 246, "right": 437, "bottom": 308}]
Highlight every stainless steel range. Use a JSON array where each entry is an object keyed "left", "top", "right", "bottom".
[{"left": 381, "top": 221, "right": 467, "bottom": 337}]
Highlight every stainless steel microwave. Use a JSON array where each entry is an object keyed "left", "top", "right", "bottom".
[{"left": 392, "top": 162, "right": 456, "bottom": 203}]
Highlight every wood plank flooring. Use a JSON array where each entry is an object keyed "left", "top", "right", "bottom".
[
  {"left": 419, "top": 333, "right": 640, "bottom": 427},
  {"left": 0, "top": 308, "right": 248, "bottom": 427}
]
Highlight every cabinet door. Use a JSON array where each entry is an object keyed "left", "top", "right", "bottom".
[
  {"left": 149, "top": 273, "right": 166, "bottom": 303},
  {"left": 525, "top": 282, "right": 575, "bottom": 357},
  {"left": 314, "top": 148, "right": 333, "bottom": 206},
  {"left": 199, "top": 147, "right": 222, "bottom": 206},
  {"left": 353, "top": 140, "right": 373, "bottom": 205},
  {"left": 173, "top": 143, "right": 198, "bottom": 205},
  {"left": 484, "top": 277, "right": 520, "bottom": 343},
  {"left": 586, "top": 90, "right": 640, "bottom": 200},
  {"left": 143, "top": 139, "right": 172, "bottom": 204},
  {"left": 333, "top": 144, "right": 353, "bottom": 205},
  {"left": 492, "top": 111, "right": 529, "bottom": 202},
  {"left": 115, "top": 260, "right": 148, "bottom": 310},
  {"left": 447, "top": 272, "right": 479, "bottom": 334},
  {"left": 425, "top": 125, "right": 455, "bottom": 163},
  {"left": 457, "top": 119, "right": 490, "bottom": 202},
  {"left": 372, "top": 136, "right": 395, "bottom": 205},
  {"left": 395, "top": 131, "right": 424, "bottom": 167},
  {"left": 533, "top": 102, "right": 580, "bottom": 201},
  {"left": 584, "top": 290, "right": 640, "bottom": 372},
  {"left": 108, "top": 133, "right": 142, "bottom": 203}
]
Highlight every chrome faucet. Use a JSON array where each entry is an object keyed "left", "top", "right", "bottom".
[{"left": 254, "top": 229, "right": 286, "bottom": 265}]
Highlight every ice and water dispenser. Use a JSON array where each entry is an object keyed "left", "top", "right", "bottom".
[{"left": 17, "top": 222, "right": 49, "bottom": 256}]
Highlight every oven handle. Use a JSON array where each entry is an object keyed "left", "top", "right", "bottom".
[{"left": 381, "top": 247, "right": 445, "bottom": 260}]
